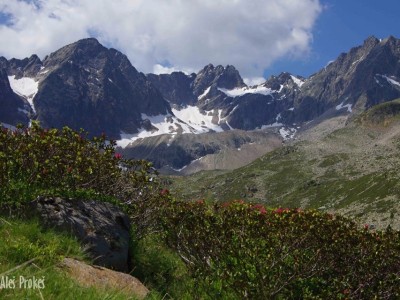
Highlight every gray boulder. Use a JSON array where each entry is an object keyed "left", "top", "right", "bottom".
[{"left": 31, "top": 196, "right": 131, "bottom": 272}]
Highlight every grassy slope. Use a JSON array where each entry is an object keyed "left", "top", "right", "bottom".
[
  {"left": 170, "top": 100, "right": 400, "bottom": 229},
  {"left": 0, "top": 217, "right": 142, "bottom": 300}
]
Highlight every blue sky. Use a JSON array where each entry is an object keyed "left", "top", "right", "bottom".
[
  {"left": 266, "top": 0, "right": 400, "bottom": 78},
  {"left": 0, "top": 0, "right": 399, "bottom": 81}
]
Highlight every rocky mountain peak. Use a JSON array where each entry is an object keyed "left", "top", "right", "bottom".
[
  {"left": 363, "top": 35, "right": 380, "bottom": 48},
  {"left": 43, "top": 38, "right": 106, "bottom": 69},
  {"left": 14, "top": 38, "right": 171, "bottom": 137},
  {"left": 0, "top": 54, "right": 43, "bottom": 78},
  {"left": 192, "top": 63, "right": 245, "bottom": 96},
  {"left": 146, "top": 71, "right": 197, "bottom": 106}
]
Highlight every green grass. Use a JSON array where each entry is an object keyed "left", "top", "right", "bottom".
[
  {"left": 0, "top": 217, "right": 142, "bottom": 300},
  {"left": 168, "top": 116, "right": 400, "bottom": 229},
  {"left": 0, "top": 216, "right": 229, "bottom": 300}
]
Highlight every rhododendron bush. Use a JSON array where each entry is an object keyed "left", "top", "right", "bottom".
[
  {"left": 162, "top": 200, "right": 400, "bottom": 299},
  {"left": 0, "top": 122, "right": 164, "bottom": 237},
  {"left": 1, "top": 123, "right": 399, "bottom": 298}
]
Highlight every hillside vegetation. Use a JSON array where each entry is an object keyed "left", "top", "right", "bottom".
[
  {"left": 170, "top": 100, "right": 400, "bottom": 229},
  {"left": 0, "top": 122, "right": 399, "bottom": 299}
]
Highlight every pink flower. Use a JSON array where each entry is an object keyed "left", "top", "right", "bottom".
[
  {"left": 114, "top": 153, "right": 122, "bottom": 159},
  {"left": 364, "top": 224, "right": 369, "bottom": 230}
]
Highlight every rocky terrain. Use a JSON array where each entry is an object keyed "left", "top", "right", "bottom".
[
  {"left": 120, "top": 129, "right": 282, "bottom": 174},
  {"left": 1, "top": 36, "right": 400, "bottom": 172},
  {"left": 170, "top": 99, "right": 400, "bottom": 229}
]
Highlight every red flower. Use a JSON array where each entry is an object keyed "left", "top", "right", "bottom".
[
  {"left": 114, "top": 153, "right": 122, "bottom": 159},
  {"left": 160, "top": 189, "right": 170, "bottom": 196},
  {"left": 364, "top": 224, "right": 369, "bottom": 230},
  {"left": 221, "top": 202, "right": 231, "bottom": 208},
  {"left": 252, "top": 204, "right": 267, "bottom": 214}
]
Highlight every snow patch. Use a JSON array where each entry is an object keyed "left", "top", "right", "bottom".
[
  {"left": 290, "top": 75, "right": 305, "bottom": 87},
  {"left": 172, "top": 156, "right": 205, "bottom": 172},
  {"left": 198, "top": 86, "right": 211, "bottom": 100},
  {"left": 8, "top": 75, "right": 38, "bottom": 113},
  {"left": 116, "top": 106, "right": 224, "bottom": 147},
  {"left": 336, "top": 102, "right": 353, "bottom": 113},
  {"left": 260, "top": 122, "right": 283, "bottom": 129},
  {"left": 279, "top": 127, "right": 297, "bottom": 140},
  {"left": 382, "top": 75, "right": 400, "bottom": 87},
  {"left": 172, "top": 106, "right": 224, "bottom": 133}
]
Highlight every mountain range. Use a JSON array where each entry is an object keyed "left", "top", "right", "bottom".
[{"left": 1, "top": 35, "right": 400, "bottom": 172}]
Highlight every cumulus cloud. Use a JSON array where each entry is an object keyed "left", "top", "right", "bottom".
[{"left": 0, "top": 0, "right": 322, "bottom": 77}]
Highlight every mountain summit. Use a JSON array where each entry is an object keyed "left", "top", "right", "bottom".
[{"left": 1, "top": 36, "right": 400, "bottom": 143}]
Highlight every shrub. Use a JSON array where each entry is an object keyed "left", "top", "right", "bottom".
[
  {"left": 0, "top": 122, "right": 166, "bottom": 238},
  {"left": 162, "top": 200, "right": 400, "bottom": 299}
]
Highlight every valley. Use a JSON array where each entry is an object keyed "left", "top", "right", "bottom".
[
  {"left": 169, "top": 100, "right": 400, "bottom": 229},
  {"left": 1, "top": 36, "right": 400, "bottom": 229}
]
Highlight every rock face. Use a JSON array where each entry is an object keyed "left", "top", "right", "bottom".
[
  {"left": 34, "top": 38, "right": 170, "bottom": 138},
  {"left": 0, "top": 54, "right": 43, "bottom": 78},
  {"left": 294, "top": 36, "right": 400, "bottom": 122},
  {"left": 2, "top": 36, "right": 400, "bottom": 158},
  {"left": 1, "top": 38, "right": 171, "bottom": 138},
  {"left": 120, "top": 129, "right": 282, "bottom": 173},
  {"left": 192, "top": 64, "right": 246, "bottom": 96},
  {"left": 60, "top": 258, "right": 149, "bottom": 300},
  {"left": 147, "top": 71, "right": 197, "bottom": 106},
  {"left": 31, "top": 196, "right": 131, "bottom": 272},
  {"left": 0, "top": 68, "right": 31, "bottom": 126}
]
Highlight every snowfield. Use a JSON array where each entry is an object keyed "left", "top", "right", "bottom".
[
  {"left": 116, "top": 106, "right": 224, "bottom": 147},
  {"left": 8, "top": 76, "right": 39, "bottom": 113}
]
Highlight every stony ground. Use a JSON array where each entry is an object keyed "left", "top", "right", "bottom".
[{"left": 169, "top": 109, "right": 400, "bottom": 230}]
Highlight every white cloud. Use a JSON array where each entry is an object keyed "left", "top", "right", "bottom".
[
  {"left": 243, "top": 77, "right": 266, "bottom": 86},
  {"left": 0, "top": 0, "right": 322, "bottom": 77},
  {"left": 152, "top": 64, "right": 195, "bottom": 75}
]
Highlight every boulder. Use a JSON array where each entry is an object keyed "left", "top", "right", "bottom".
[
  {"left": 31, "top": 196, "right": 131, "bottom": 272},
  {"left": 60, "top": 258, "right": 149, "bottom": 299}
]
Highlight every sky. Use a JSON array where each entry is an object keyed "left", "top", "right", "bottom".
[{"left": 0, "top": 0, "right": 399, "bottom": 84}]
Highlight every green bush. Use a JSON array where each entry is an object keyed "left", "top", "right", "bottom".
[
  {"left": 2, "top": 123, "right": 399, "bottom": 299},
  {"left": 162, "top": 200, "right": 400, "bottom": 299},
  {"left": 0, "top": 122, "right": 166, "bottom": 238}
]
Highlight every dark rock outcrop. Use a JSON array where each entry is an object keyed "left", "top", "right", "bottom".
[
  {"left": 0, "top": 54, "right": 43, "bottom": 78},
  {"left": 0, "top": 68, "right": 31, "bottom": 126},
  {"left": 31, "top": 196, "right": 131, "bottom": 272},
  {"left": 192, "top": 64, "right": 246, "bottom": 96},
  {"left": 147, "top": 71, "right": 197, "bottom": 106},
  {"left": 33, "top": 38, "right": 170, "bottom": 138}
]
